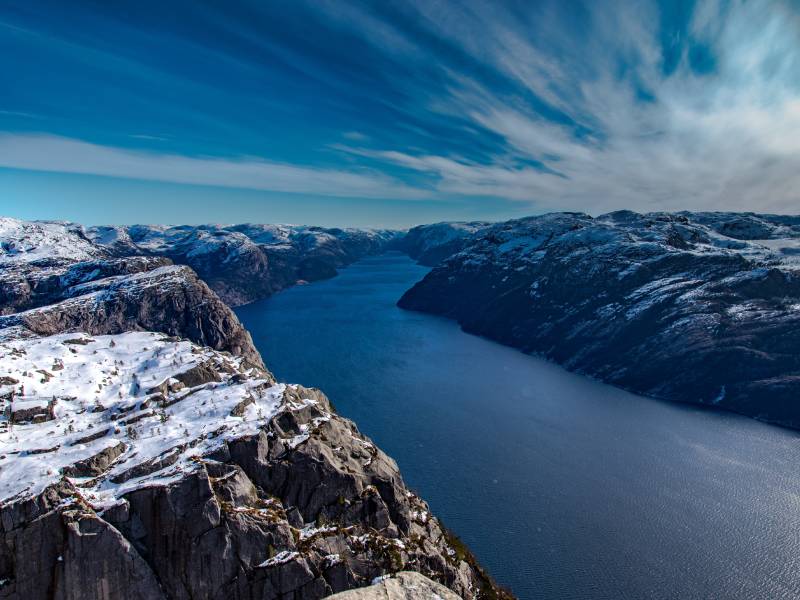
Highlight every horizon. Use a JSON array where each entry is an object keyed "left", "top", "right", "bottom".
[
  {"left": 4, "top": 205, "right": 800, "bottom": 232},
  {"left": 2, "top": 0, "right": 799, "bottom": 227}
]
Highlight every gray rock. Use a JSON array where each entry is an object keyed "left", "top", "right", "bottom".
[
  {"left": 327, "top": 572, "right": 462, "bottom": 600},
  {"left": 0, "top": 385, "right": 508, "bottom": 600}
]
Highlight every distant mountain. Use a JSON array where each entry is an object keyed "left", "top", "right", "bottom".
[
  {"left": 87, "top": 223, "right": 400, "bottom": 306},
  {"left": 392, "top": 221, "right": 491, "bottom": 266},
  {"left": 399, "top": 210, "right": 800, "bottom": 428}
]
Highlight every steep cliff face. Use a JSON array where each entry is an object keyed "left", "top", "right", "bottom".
[
  {"left": 399, "top": 211, "right": 800, "bottom": 428},
  {"left": 0, "top": 333, "right": 502, "bottom": 600},
  {"left": 0, "top": 220, "right": 261, "bottom": 362},
  {"left": 11, "top": 267, "right": 258, "bottom": 368}
]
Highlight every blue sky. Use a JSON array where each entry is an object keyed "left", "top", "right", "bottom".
[{"left": 1, "top": 0, "right": 799, "bottom": 227}]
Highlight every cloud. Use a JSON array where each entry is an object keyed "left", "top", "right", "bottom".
[
  {"left": 4, "top": 0, "right": 800, "bottom": 216},
  {"left": 0, "top": 109, "right": 43, "bottom": 120},
  {"left": 328, "top": 0, "right": 800, "bottom": 214},
  {"left": 129, "top": 134, "right": 169, "bottom": 142},
  {"left": 0, "top": 133, "right": 428, "bottom": 200},
  {"left": 342, "top": 131, "right": 369, "bottom": 142}
]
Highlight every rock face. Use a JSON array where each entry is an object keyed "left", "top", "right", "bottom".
[
  {"left": 399, "top": 211, "right": 800, "bottom": 429},
  {"left": 0, "top": 333, "right": 502, "bottom": 600},
  {"left": 0, "top": 218, "right": 507, "bottom": 598},
  {"left": 391, "top": 222, "right": 490, "bottom": 266},
  {"left": 327, "top": 572, "right": 461, "bottom": 600}
]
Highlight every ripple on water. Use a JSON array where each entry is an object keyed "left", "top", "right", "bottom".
[{"left": 237, "top": 253, "right": 800, "bottom": 600}]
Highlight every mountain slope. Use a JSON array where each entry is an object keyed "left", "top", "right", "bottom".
[
  {"left": 399, "top": 210, "right": 800, "bottom": 428},
  {"left": 0, "top": 218, "right": 507, "bottom": 599},
  {"left": 392, "top": 222, "right": 491, "bottom": 266}
]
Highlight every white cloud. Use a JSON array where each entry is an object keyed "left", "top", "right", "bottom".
[
  {"left": 0, "top": 133, "right": 428, "bottom": 200},
  {"left": 341, "top": 0, "right": 800, "bottom": 214}
]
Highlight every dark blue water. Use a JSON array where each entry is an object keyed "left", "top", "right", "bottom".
[{"left": 236, "top": 253, "right": 800, "bottom": 600}]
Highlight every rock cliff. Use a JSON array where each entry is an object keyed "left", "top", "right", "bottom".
[
  {"left": 0, "top": 333, "right": 501, "bottom": 599},
  {"left": 0, "top": 217, "right": 507, "bottom": 599}
]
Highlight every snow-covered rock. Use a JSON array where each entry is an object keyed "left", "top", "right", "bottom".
[
  {"left": 0, "top": 219, "right": 502, "bottom": 600},
  {"left": 0, "top": 218, "right": 103, "bottom": 265},
  {"left": 0, "top": 331, "right": 499, "bottom": 600},
  {"left": 0, "top": 258, "right": 263, "bottom": 368},
  {"left": 399, "top": 210, "right": 800, "bottom": 428},
  {"left": 0, "top": 331, "right": 277, "bottom": 504}
]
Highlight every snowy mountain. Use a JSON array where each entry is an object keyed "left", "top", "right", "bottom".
[
  {"left": 399, "top": 210, "right": 800, "bottom": 428},
  {"left": 0, "top": 217, "right": 400, "bottom": 308},
  {"left": 0, "top": 218, "right": 102, "bottom": 265},
  {"left": 0, "top": 219, "right": 504, "bottom": 600},
  {"left": 89, "top": 223, "right": 401, "bottom": 306}
]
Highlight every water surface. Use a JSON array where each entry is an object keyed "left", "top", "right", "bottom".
[{"left": 237, "top": 252, "right": 800, "bottom": 600}]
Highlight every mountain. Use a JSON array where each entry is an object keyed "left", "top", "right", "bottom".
[
  {"left": 392, "top": 222, "right": 491, "bottom": 266},
  {"left": 399, "top": 211, "right": 800, "bottom": 428},
  {"left": 0, "top": 218, "right": 506, "bottom": 600},
  {"left": 87, "top": 222, "right": 400, "bottom": 306}
]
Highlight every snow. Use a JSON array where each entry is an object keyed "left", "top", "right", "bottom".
[
  {"left": 0, "top": 331, "right": 281, "bottom": 505},
  {"left": 323, "top": 554, "right": 342, "bottom": 567},
  {"left": 0, "top": 218, "right": 102, "bottom": 265},
  {"left": 299, "top": 523, "right": 338, "bottom": 540},
  {"left": 257, "top": 551, "right": 300, "bottom": 568},
  {"left": 66, "top": 264, "right": 187, "bottom": 295}
]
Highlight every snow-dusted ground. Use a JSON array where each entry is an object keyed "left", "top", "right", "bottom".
[
  {"left": 0, "top": 331, "right": 281, "bottom": 506},
  {"left": 0, "top": 218, "right": 102, "bottom": 265}
]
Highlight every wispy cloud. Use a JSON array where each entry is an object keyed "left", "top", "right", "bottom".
[
  {"left": 129, "top": 134, "right": 169, "bottom": 142},
  {"left": 328, "top": 0, "right": 800, "bottom": 214},
  {"left": 0, "top": 134, "right": 428, "bottom": 200},
  {"left": 3, "top": 0, "right": 799, "bottom": 217},
  {"left": 0, "top": 109, "right": 43, "bottom": 120}
]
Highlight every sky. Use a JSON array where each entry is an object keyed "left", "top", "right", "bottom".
[{"left": 0, "top": 0, "right": 799, "bottom": 227}]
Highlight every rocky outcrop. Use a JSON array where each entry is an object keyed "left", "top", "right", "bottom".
[
  {"left": 399, "top": 210, "right": 800, "bottom": 429},
  {"left": 0, "top": 264, "right": 263, "bottom": 369},
  {"left": 0, "top": 218, "right": 507, "bottom": 598},
  {"left": 391, "top": 222, "right": 490, "bottom": 266},
  {"left": 0, "top": 219, "right": 264, "bottom": 367},
  {"left": 0, "top": 332, "right": 506, "bottom": 600},
  {"left": 327, "top": 572, "right": 461, "bottom": 600},
  {"left": 0, "top": 255, "right": 171, "bottom": 315}
]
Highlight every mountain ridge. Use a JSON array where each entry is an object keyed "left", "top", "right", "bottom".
[{"left": 398, "top": 210, "right": 800, "bottom": 428}]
